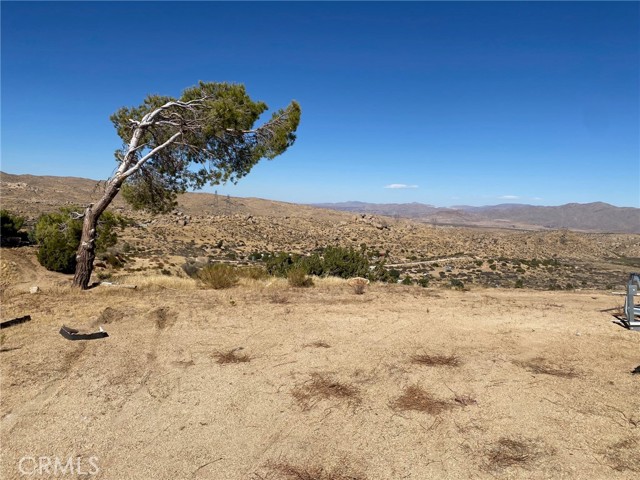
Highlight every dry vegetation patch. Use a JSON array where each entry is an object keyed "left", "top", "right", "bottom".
[
  {"left": 263, "top": 460, "right": 366, "bottom": 480},
  {"left": 347, "top": 277, "right": 369, "bottom": 295},
  {"left": 516, "top": 357, "right": 580, "bottom": 379},
  {"left": 484, "top": 436, "right": 550, "bottom": 471},
  {"left": 410, "top": 353, "right": 460, "bottom": 367},
  {"left": 389, "top": 385, "right": 454, "bottom": 415},
  {"left": 199, "top": 263, "right": 239, "bottom": 289},
  {"left": 213, "top": 347, "right": 251, "bottom": 364},
  {"left": 292, "top": 373, "right": 361, "bottom": 409},
  {"left": 603, "top": 437, "right": 640, "bottom": 472}
]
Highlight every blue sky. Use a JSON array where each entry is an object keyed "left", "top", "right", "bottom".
[{"left": 2, "top": 1, "right": 639, "bottom": 207}]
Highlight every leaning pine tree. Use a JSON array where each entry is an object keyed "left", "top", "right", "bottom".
[{"left": 72, "top": 82, "right": 301, "bottom": 289}]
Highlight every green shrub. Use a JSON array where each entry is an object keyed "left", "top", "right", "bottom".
[
  {"left": 401, "top": 276, "right": 413, "bottom": 285},
  {"left": 287, "top": 266, "right": 313, "bottom": 287},
  {"left": 450, "top": 279, "right": 465, "bottom": 290},
  {"left": 34, "top": 208, "right": 124, "bottom": 273},
  {"left": 386, "top": 268, "right": 401, "bottom": 283},
  {"left": 321, "top": 246, "right": 370, "bottom": 279},
  {"left": 417, "top": 277, "right": 430, "bottom": 288},
  {"left": 299, "top": 253, "right": 324, "bottom": 277},
  {"left": 1, "top": 209, "right": 24, "bottom": 236},
  {"left": 198, "top": 263, "right": 238, "bottom": 289},
  {"left": 265, "top": 252, "right": 297, "bottom": 277},
  {"left": 515, "top": 279, "right": 524, "bottom": 289}
]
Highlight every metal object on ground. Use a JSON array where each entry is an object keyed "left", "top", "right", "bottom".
[
  {"left": 622, "top": 273, "right": 640, "bottom": 331},
  {"left": 59, "top": 325, "right": 109, "bottom": 340},
  {"left": 0, "top": 315, "right": 32, "bottom": 329}
]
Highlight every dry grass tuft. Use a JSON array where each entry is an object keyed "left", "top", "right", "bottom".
[
  {"left": 265, "top": 460, "right": 366, "bottom": 480},
  {"left": 237, "top": 265, "right": 268, "bottom": 280},
  {"left": 213, "top": 348, "right": 250, "bottom": 364},
  {"left": 485, "top": 437, "right": 548, "bottom": 471},
  {"left": 199, "top": 264, "right": 239, "bottom": 289},
  {"left": 516, "top": 357, "right": 579, "bottom": 379},
  {"left": 603, "top": 437, "right": 640, "bottom": 472},
  {"left": 117, "top": 274, "right": 197, "bottom": 291},
  {"left": 390, "top": 385, "right": 453, "bottom": 414},
  {"left": 411, "top": 353, "right": 460, "bottom": 367},
  {"left": 287, "top": 267, "right": 314, "bottom": 288},
  {"left": 292, "top": 373, "right": 360, "bottom": 409}
]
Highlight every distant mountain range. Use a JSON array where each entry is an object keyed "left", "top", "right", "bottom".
[
  {"left": 1, "top": 171, "right": 638, "bottom": 234},
  {"left": 311, "top": 201, "right": 640, "bottom": 233}
]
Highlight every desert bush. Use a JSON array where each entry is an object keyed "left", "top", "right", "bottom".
[
  {"left": 417, "top": 277, "right": 430, "bottom": 288},
  {"left": 299, "top": 252, "right": 324, "bottom": 276},
  {"left": 0, "top": 209, "right": 24, "bottom": 237},
  {"left": 348, "top": 277, "right": 369, "bottom": 294},
  {"left": 34, "top": 209, "right": 124, "bottom": 273},
  {"left": 515, "top": 279, "right": 524, "bottom": 289},
  {"left": 287, "top": 265, "right": 313, "bottom": 287},
  {"left": 237, "top": 265, "right": 268, "bottom": 280},
  {"left": 321, "top": 246, "right": 370, "bottom": 279},
  {"left": 450, "top": 278, "right": 465, "bottom": 290},
  {"left": 376, "top": 267, "right": 400, "bottom": 283},
  {"left": 198, "top": 263, "right": 238, "bottom": 289},
  {"left": 34, "top": 211, "right": 83, "bottom": 273},
  {"left": 401, "top": 276, "right": 413, "bottom": 285},
  {"left": 265, "top": 252, "right": 297, "bottom": 276}
]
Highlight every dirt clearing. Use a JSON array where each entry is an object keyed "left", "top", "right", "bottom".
[{"left": 1, "top": 275, "right": 638, "bottom": 479}]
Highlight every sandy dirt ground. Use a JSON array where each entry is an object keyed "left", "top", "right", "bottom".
[{"left": 1, "top": 253, "right": 639, "bottom": 479}]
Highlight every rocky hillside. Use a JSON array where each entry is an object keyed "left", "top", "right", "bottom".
[{"left": 2, "top": 171, "right": 640, "bottom": 290}]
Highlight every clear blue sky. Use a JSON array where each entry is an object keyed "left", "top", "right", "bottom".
[{"left": 2, "top": 1, "right": 639, "bottom": 207}]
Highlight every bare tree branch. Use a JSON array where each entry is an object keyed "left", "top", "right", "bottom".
[{"left": 121, "top": 131, "right": 183, "bottom": 178}]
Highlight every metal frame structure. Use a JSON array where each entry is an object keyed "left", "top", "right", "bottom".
[{"left": 623, "top": 273, "right": 640, "bottom": 331}]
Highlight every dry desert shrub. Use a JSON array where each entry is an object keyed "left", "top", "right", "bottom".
[
  {"left": 292, "top": 373, "right": 360, "bottom": 409},
  {"left": 389, "top": 385, "right": 453, "bottom": 415},
  {"left": 199, "top": 263, "right": 239, "bottom": 289},
  {"left": 484, "top": 436, "right": 549, "bottom": 471},
  {"left": 264, "top": 460, "right": 367, "bottom": 480},
  {"left": 238, "top": 265, "right": 269, "bottom": 280},
  {"left": 213, "top": 348, "right": 250, "bottom": 364},
  {"left": 287, "top": 266, "right": 314, "bottom": 288},
  {"left": 515, "top": 357, "right": 580, "bottom": 379},
  {"left": 411, "top": 353, "right": 460, "bottom": 367},
  {"left": 347, "top": 277, "right": 369, "bottom": 295}
]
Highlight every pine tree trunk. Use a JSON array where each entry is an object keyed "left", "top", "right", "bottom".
[
  {"left": 72, "top": 209, "right": 98, "bottom": 289},
  {"left": 72, "top": 180, "right": 121, "bottom": 289}
]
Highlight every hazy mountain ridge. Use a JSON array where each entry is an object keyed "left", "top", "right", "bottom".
[
  {"left": 2, "top": 171, "right": 638, "bottom": 233},
  {"left": 312, "top": 201, "right": 640, "bottom": 233}
]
